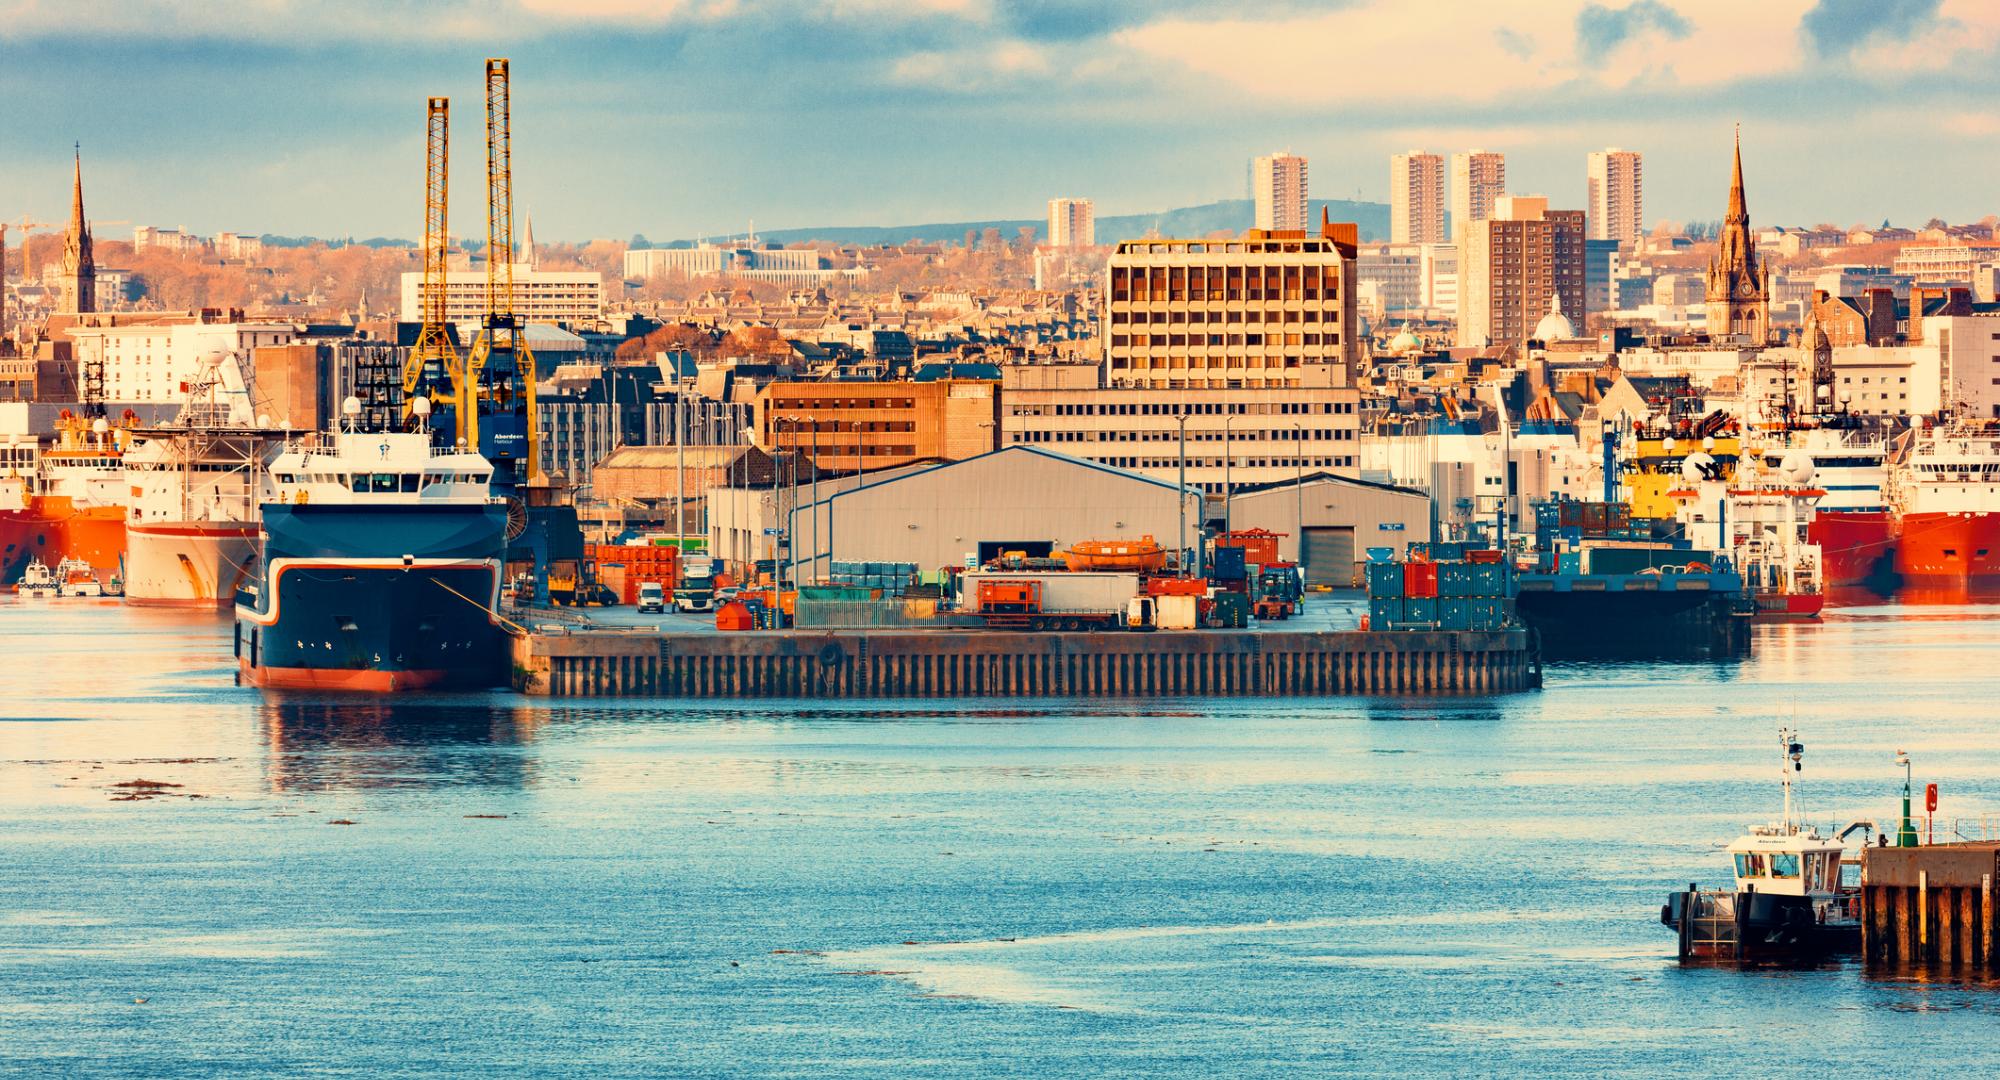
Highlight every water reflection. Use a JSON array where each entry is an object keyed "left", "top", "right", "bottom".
[{"left": 258, "top": 697, "right": 544, "bottom": 793}]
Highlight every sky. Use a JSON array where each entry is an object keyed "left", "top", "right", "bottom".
[{"left": 3, "top": 0, "right": 1998, "bottom": 243}]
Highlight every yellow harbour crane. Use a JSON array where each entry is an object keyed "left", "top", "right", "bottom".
[
  {"left": 403, "top": 96, "right": 464, "bottom": 422},
  {"left": 463, "top": 57, "right": 540, "bottom": 492}
]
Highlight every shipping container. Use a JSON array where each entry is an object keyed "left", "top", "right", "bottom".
[
  {"left": 1369, "top": 597, "right": 1403, "bottom": 628},
  {"left": 1404, "top": 560, "right": 1439, "bottom": 599},
  {"left": 1403, "top": 597, "right": 1438, "bottom": 625},
  {"left": 1438, "top": 598, "right": 1473, "bottom": 631},
  {"left": 1470, "top": 598, "right": 1507, "bottom": 631},
  {"left": 1469, "top": 564, "right": 1507, "bottom": 595},
  {"left": 1367, "top": 562, "right": 1404, "bottom": 598},
  {"left": 1209, "top": 545, "right": 1248, "bottom": 582},
  {"left": 1155, "top": 593, "right": 1199, "bottom": 630},
  {"left": 960, "top": 570, "right": 1140, "bottom": 616},
  {"left": 1437, "top": 563, "right": 1476, "bottom": 597},
  {"left": 1146, "top": 576, "right": 1209, "bottom": 598}
]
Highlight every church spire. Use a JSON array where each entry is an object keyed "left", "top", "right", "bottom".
[
  {"left": 61, "top": 144, "right": 97, "bottom": 315},
  {"left": 1726, "top": 124, "right": 1747, "bottom": 223}
]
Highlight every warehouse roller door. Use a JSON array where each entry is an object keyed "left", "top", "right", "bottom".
[{"left": 1301, "top": 526, "right": 1356, "bottom": 587}]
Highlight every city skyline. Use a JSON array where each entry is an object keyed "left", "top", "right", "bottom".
[{"left": 5, "top": 0, "right": 1999, "bottom": 241}]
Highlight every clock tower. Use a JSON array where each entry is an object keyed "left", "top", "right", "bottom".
[{"left": 1704, "top": 128, "right": 1769, "bottom": 344}]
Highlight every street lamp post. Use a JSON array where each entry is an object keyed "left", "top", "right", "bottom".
[
  {"left": 808, "top": 418, "right": 820, "bottom": 586},
  {"left": 1175, "top": 412, "right": 1190, "bottom": 574},
  {"left": 1292, "top": 422, "right": 1305, "bottom": 566},
  {"left": 1222, "top": 411, "right": 1235, "bottom": 539}
]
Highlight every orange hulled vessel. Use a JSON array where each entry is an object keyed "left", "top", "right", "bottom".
[
  {"left": 0, "top": 412, "right": 131, "bottom": 586},
  {"left": 1890, "top": 423, "right": 2000, "bottom": 582}
]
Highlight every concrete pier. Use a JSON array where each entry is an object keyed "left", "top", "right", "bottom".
[
  {"left": 513, "top": 627, "right": 1540, "bottom": 698},
  {"left": 1860, "top": 843, "right": 1999, "bottom": 968}
]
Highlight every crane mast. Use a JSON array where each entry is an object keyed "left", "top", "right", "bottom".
[
  {"left": 403, "top": 96, "right": 463, "bottom": 425},
  {"left": 464, "top": 56, "right": 539, "bottom": 496}
]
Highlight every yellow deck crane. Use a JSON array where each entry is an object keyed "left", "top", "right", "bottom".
[{"left": 403, "top": 96, "right": 465, "bottom": 425}]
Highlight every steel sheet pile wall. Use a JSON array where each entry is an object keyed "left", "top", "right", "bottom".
[{"left": 518, "top": 628, "right": 1539, "bottom": 698}]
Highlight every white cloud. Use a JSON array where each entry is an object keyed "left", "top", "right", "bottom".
[{"left": 1115, "top": 0, "right": 1818, "bottom": 105}]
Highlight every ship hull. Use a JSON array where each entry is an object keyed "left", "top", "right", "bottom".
[
  {"left": 234, "top": 502, "right": 509, "bottom": 693},
  {"left": 1663, "top": 889, "right": 1859, "bottom": 961},
  {"left": 1808, "top": 510, "right": 1894, "bottom": 586},
  {"left": 125, "top": 522, "right": 259, "bottom": 607},
  {"left": 0, "top": 500, "right": 126, "bottom": 584},
  {"left": 1893, "top": 512, "right": 2000, "bottom": 581},
  {"left": 1749, "top": 592, "right": 1824, "bottom": 622},
  {"left": 1513, "top": 588, "right": 1751, "bottom": 659},
  {"left": 0, "top": 511, "right": 58, "bottom": 582}
]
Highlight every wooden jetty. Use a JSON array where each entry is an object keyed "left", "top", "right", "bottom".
[{"left": 513, "top": 627, "right": 1541, "bottom": 698}]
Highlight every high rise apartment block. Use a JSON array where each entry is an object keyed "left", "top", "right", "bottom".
[
  {"left": 1457, "top": 195, "right": 1586, "bottom": 348},
  {"left": 1450, "top": 150, "right": 1505, "bottom": 240},
  {"left": 1103, "top": 217, "right": 1360, "bottom": 388},
  {"left": 1389, "top": 151, "right": 1445, "bottom": 245},
  {"left": 1251, "top": 152, "right": 1309, "bottom": 232},
  {"left": 1046, "top": 198, "right": 1095, "bottom": 248},
  {"left": 1586, "top": 148, "right": 1644, "bottom": 243}
]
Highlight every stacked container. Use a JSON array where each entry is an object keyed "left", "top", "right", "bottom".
[{"left": 1365, "top": 547, "right": 1512, "bottom": 631}]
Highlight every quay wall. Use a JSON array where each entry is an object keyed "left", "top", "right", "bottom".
[
  {"left": 1861, "top": 844, "right": 2000, "bottom": 969},
  {"left": 513, "top": 628, "right": 1540, "bottom": 698}
]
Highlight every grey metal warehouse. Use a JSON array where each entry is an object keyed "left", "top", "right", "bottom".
[
  {"left": 1223, "top": 473, "right": 1433, "bottom": 587},
  {"left": 781, "top": 445, "right": 1200, "bottom": 578}
]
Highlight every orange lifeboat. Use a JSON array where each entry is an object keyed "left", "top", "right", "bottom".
[{"left": 1060, "top": 535, "right": 1167, "bottom": 573}]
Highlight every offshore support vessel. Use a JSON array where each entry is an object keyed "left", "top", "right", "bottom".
[{"left": 233, "top": 397, "right": 509, "bottom": 691}]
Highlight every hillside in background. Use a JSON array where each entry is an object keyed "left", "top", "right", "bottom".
[{"left": 675, "top": 198, "right": 1389, "bottom": 248}]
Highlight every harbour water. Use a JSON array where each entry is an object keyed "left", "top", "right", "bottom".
[{"left": 7, "top": 596, "right": 2000, "bottom": 1076}]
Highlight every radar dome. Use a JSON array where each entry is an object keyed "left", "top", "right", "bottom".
[
  {"left": 1532, "top": 293, "right": 1575, "bottom": 342},
  {"left": 1780, "top": 450, "right": 1815, "bottom": 484},
  {"left": 411, "top": 395, "right": 432, "bottom": 417},
  {"left": 92, "top": 418, "right": 109, "bottom": 435},
  {"left": 341, "top": 396, "right": 362, "bottom": 417},
  {"left": 1680, "top": 451, "right": 1717, "bottom": 483}
]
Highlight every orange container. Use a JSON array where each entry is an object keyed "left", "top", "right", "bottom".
[
  {"left": 1146, "top": 577, "right": 1209, "bottom": 598},
  {"left": 1467, "top": 549, "right": 1505, "bottom": 565}
]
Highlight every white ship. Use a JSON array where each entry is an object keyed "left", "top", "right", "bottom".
[
  {"left": 1888, "top": 421, "right": 2000, "bottom": 581},
  {"left": 123, "top": 350, "right": 296, "bottom": 607}
]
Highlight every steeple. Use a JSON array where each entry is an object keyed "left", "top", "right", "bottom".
[
  {"left": 61, "top": 144, "right": 97, "bottom": 314},
  {"left": 1726, "top": 124, "right": 1747, "bottom": 223},
  {"left": 1704, "top": 125, "right": 1767, "bottom": 344},
  {"left": 521, "top": 209, "right": 537, "bottom": 270}
]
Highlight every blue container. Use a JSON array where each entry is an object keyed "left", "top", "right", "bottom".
[
  {"left": 1470, "top": 599, "right": 1506, "bottom": 630},
  {"left": 1469, "top": 564, "right": 1506, "bottom": 595},
  {"left": 1211, "top": 545, "right": 1248, "bottom": 581},
  {"left": 1369, "top": 597, "right": 1403, "bottom": 628},
  {"left": 1438, "top": 598, "right": 1473, "bottom": 631},
  {"left": 1558, "top": 551, "right": 1583, "bottom": 575},
  {"left": 1367, "top": 562, "right": 1404, "bottom": 598},
  {"left": 1403, "top": 597, "right": 1437, "bottom": 625},
  {"left": 1432, "top": 542, "right": 1465, "bottom": 561},
  {"left": 1437, "top": 563, "right": 1476, "bottom": 597}
]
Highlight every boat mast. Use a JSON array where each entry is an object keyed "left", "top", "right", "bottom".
[{"left": 1779, "top": 728, "right": 1803, "bottom": 833}]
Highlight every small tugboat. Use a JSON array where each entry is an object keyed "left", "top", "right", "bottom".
[
  {"left": 14, "top": 557, "right": 57, "bottom": 599},
  {"left": 1661, "top": 729, "right": 1866, "bottom": 961},
  {"left": 54, "top": 556, "right": 104, "bottom": 598}
]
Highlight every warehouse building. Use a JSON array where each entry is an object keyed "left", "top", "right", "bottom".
[
  {"left": 707, "top": 445, "right": 1199, "bottom": 580},
  {"left": 1223, "top": 474, "right": 1432, "bottom": 587}
]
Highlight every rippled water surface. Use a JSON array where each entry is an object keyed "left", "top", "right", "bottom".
[{"left": 6, "top": 596, "right": 2000, "bottom": 1076}]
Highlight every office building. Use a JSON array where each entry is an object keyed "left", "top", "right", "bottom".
[
  {"left": 1450, "top": 150, "right": 1505, "bottom": 240},
  {"left": 1047, "top": 198, "right": 1095, "bottom": 248},
  {"left": 1389, "top": 151, "right": 1445, "bottom": 245},
  {"left": 1251, "top": 152, "right": 1309, "bottom": 232},
  {"left": 1586, "top": 148, "right": 1644, "bottom": 243},
  {"left": 757, "top": 377, "right": 1000, "bottom": 473},
  {"left": 398, "top": 264, "right": 605, "bottom": 326},
  {"left": 1103, "top": 216, "right": 1361, "bottom": 388},
  {"left": 1457, "top": 195, "right": 1587, "bottom": 348}
]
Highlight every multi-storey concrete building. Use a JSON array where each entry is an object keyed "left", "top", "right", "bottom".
[
  {"left": 1586, "top": 148, "right": 1643, "bottom": 243},
  {"left": 1389, "top": 151, "right": 1445, "bottom": 245},
  {"left": 1419, "top": 243, "right": 1459, "bottom": 314},
  {"left": 1358, "top": 246, "right": 1423, "bottom": 317},
  {"left": 1450, "top": 150, "right": 1505, "bottom": 241},
  {"left": 1046, "top": 198, "right": 1095, "bottom": 248},
  {"left": 998, "top": 362, "right": 1360, "bottom": 496},
  {"left": 757, "top": 378, "right": 1000, "bottom": 473},
  {"left": 68, "top": 317, "right": 299, "bottom": 405},
  {"left": 1457, "top": 195, "right": 1586, "bottom": 349},
  {"left": 397, "top": 263, "right": 604, "bottom": 326},
  {"left": 1102, "top": 219, "right": 1360, "bottom": 388},
  {"left": 1893, "top": 241, "right": 2000, "bottom": 284},
  {"left": 1251, "top": 152, "right": 1309, "bottom": 232}
]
